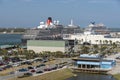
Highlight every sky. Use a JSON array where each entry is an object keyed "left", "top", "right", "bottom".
[{"left": 0, "top": 0, "right": 120, "bottom": 28}]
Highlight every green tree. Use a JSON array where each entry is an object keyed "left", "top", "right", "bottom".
[
  {"left": 81, "top": 45, "right": 90, "bottom": 54},
  {"left": 92, "top": 44, "right": 99, "bottom": 54}
]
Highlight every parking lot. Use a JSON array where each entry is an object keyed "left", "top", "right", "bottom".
[{"left": 0, "top": 58, "right": 72, "bottom": 80}]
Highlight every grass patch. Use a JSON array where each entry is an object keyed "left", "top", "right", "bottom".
[
  {"left": 113, "top": 74, "right": 120, "bottom": 80},
  {"left": 9, "top": 68, "right": 74, "bottom": 80}
]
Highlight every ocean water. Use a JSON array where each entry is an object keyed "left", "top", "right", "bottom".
[{"left": 0, "top": 34, "right": 22, "bottom": 45}]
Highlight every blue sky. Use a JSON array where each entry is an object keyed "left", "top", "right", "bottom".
[{"left": 0, "top": 0, "right": 120, "bottom": 28}]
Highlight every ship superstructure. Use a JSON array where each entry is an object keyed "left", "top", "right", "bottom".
[
  {"left": 22, "top": 17, "right": 81, "bottom": 44},
  {"left": 22, "top": 17, "right": 120, "bottom": 45},
  {"left": 63, "top": 22, "right": 120, "bottom": 44}
]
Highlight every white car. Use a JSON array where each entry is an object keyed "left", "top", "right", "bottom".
[{"left": 13, "top": 63, "right": 20, "bottom": 67}]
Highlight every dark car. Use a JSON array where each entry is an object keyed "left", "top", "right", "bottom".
[
  {"left": 40, "top": 64, "right": 45, "bottom": 66},
  {"left": 116, "top": 56, "right": 120, "bottom": 59},
  {"left": 26, "top": 62, "right": 32, "bottom": 65},
  {"left": 24, "top": 72, "right": 32, "bottom": 76},
  {"left": 36, "top": 64, "right": 45, "bottom": 68},
  {"left": 36, "top": 70, "right": 43, "bottom": 74},
  {"left": 34, "top": 59, "right": 43, "bottom": 62},
  {"left": 9, "top": 71, "right": 14, "bottom": 74},
  {"left": 36, "top": 65, "right": 41, "bottom": 68},
  {"left": 0, "top": 63, "right": 4, "bottom": 66},
  {"left": 42, "top": 60, "right": 48, "bottom": 63},
  {"left": 18, "top": 72, "right": 32, "bottom": 78},
  {"left": 28, "top": 66, "right": 34, "bottom": 70},
  {"left": 4, "top": 65, "right": 12, "bottom": 68},
  {"left": 21, "top": 61, "right": 32, "bottom": 65},
  {"left": 0, "top": 68, "right": 3, "bottom": 71},
  {"left": 30, "top": 69, "right": 36, "bottom": 73},
  {"left": 51, "top": 66, "right": 57, "bottom": 70},
  {"left": 44, "top": 68, "right": 52, "bottom": 71},
  {"left": 58, "top": 65, "right": 64, "bottom": 68},
  {"left": 18, "top": 68, "right": 28, "bottom": 72}
]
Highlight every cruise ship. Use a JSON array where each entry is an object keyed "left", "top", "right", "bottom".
[
  {"left": 22, "top": 17, "right": 81, "bottom": 44},
  {"left": 22, "top": 17, "right": 120, "bottom": 45},
  {"left": 63, "top": 22, "right": 120, "bottom": 44}
]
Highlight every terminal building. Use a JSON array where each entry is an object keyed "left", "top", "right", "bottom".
[
  {"left": 27, "top": 40, "right": 66, "bottom": 53},
  {"left": 27, "top": 39, "right": 80, "bottom": 53},
  {"left": 72, "top": 54, "right": 116, "bottom": 73}
]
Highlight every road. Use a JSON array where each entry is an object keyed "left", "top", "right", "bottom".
[
  {"left": 0, "top": 72, "right": 23, "bottom": 80},
  {"left": 106, "top": 52, "right": 120, "bottom": 74},
  {"left": 106, "top": 52, "right": 120, "bottom": 60}
]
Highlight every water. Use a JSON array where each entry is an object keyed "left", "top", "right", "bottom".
[
  {"left": 0, "top": 34, "right": 22, "bottom": 45},
  {"left": 67, "top": 73, "right": 116, "bottom": 80}
]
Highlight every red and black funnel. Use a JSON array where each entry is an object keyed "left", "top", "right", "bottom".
[{"left": 47, "top": 17, "right": 52, "bottom": 25}]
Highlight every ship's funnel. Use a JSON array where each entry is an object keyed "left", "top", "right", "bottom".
[{"left": 47, "top": 17, "right": 52, "bottom": 26}]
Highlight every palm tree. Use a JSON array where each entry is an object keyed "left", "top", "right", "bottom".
[
  {"left": 103, "top": 40, "right": 105, "bottom": 44},
  {"left": 80, "top": 45, "right": 90, "bottom": 54},
  {"left": 55, "top": 51, "right": 63, "bottom": 58},
  {"left": 92, "top": 44, "right": 99, "bottom": 54},
  {"left": 112, "top": 42, "right": 117, "bottom": 49},
  {"left": 1, "top": 49, "right": 8, "bottom": 56},
  {"left": 99, "top": 45, "right": 107, "bottom": 57},
  {"left": 105, "top": 40, "right": 108, "bottom": 45},
  {"left": 95, "top": 40, "right": 98, "bottom": 44},
  {"left": 99, "top": 40, "right": 102, "bottom": 44},
  {"left": 109, "top": 40, "right": 112, "bottom": 45}
]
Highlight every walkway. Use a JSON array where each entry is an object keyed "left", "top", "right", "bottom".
[{"left": 107, "top": 52, "right": 120, "bottom": 74}]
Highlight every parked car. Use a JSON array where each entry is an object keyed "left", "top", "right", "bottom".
[
  {"left": 44, "top": 68, "right": 52, "bottom": 71},
  {"left": 30, "top": 69, "right": 36, "bottom": 73},
  {"left": 51, "top": 66, "right": 57, "bottom": 70},
  {"left": 42, "top": 60, "right": 48, "bottom": 63},
  {"left": 28, "top": 66, "right": 34, "bottom": 70},
  {"left": 18, "top": 68, "right": 28, "bottom": 72},
  {"left": 12, "top": 63, "right": 20, "bottom": 67},
  {"left": 18, "top": 72, "right": 32, "bottom": 78},
  {"left": 24, "top": 72, "right": 32, "bottom": 76},
  {"left": 116, "top": 56, "right": 120, "bottom": 59},
  {"left": 34, "top": 59, "right": 43, "bottom": 62},
  {"left": 9, "top": 71, "right": 14, "bottom": 74},
  {"left": 36, "top": 64, "right": 45, "bottom": 68},
  {"left": 0, "top": 63, "right": 4, "bottom": 66},
  {"left": 0, "top": 68, "right": 3, "bottom": 71},
  {"left": 36, "top": 70, "right": 43, "bottom": 74},
  {"left": 5, "top": 65, "right": 12, "bottom": 68},
  {"left": 39, "top": 64, "right": 45, "bottom": 66},
  {"left": 36, "top": 65, "right": 41, "bottom": 68},
  {"left": 58, "top": 65, "right": 64, "bottom": 68},
  {"left": 21, "top": 61, "right": 32, "bottom": 65}
]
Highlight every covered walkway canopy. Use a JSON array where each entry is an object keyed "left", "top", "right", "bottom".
[{"left": 77, "top": 61, "right": 100, "bottom": 65}]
